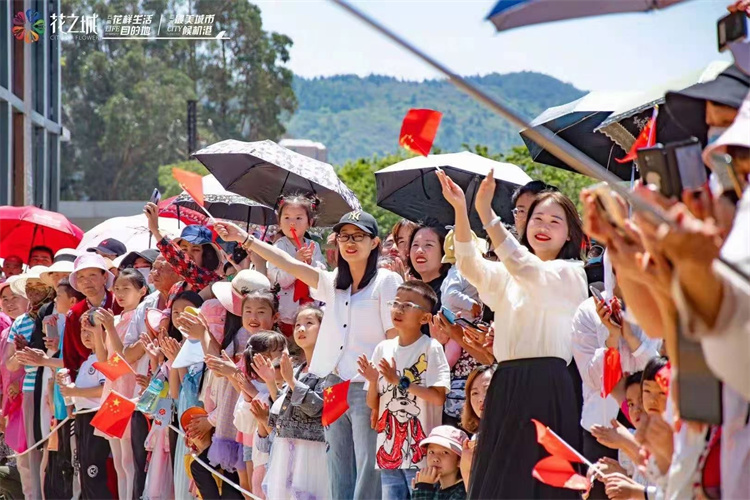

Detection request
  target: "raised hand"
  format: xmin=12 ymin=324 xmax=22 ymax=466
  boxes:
xmin=251 ymin=354 xmax=276 ymax=385
xmin=357 ymin=354 xmax=379 ymax=383
xmin=159 ymin=335 xmax=181 ymax=363
xmin=204 ymin=350 xmax=239 ymax=378
xmin=214 ymin=221 xmax=249 ymax=244
xmin=279 ymin=352 xmax=295 ymax=388
xmin=378 ymin=357 xmax=399 ymax=385
xmin=474 ymin=169 xmax=497 ymax=221
xmin=415 ymin=466 xmax=440 ymax=485
xmin=249 ymin=399 xmax=270 ymax=424
xmin=436 ymin=170 xmax=467 ymax=212
xmin=143 ymin=202 xmax=161 ymax=236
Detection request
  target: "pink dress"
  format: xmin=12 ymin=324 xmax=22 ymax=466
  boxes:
xmin=0 ymin=326 xmax=27 ymax=452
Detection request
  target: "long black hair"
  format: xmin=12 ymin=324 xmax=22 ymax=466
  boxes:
xmin=201 ymin=244 xmax=221 ymax=272
xmin=406 ymin=225 xmax=450 ymax=281
xmin=334 ymin=236 xmax=381 ymax=291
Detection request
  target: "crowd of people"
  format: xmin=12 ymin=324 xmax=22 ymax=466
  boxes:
xmin=2 ymin=12 xmax=750 ymax=500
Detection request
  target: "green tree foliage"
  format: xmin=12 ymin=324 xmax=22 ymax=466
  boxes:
xmin=287 ymin=72 xmax=584 ymax=165
xmin=61 ymin=0 xmax=295 ymax=201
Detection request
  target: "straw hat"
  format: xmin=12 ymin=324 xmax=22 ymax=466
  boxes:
xmin=40 ymin=261 xmax=75 ymax=288
xmin=10 ymin=266 xmax=50 ymax=298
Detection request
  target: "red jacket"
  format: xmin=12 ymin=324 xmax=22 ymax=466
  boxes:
xmin=63 ymin=291 xmax=122 ymax=378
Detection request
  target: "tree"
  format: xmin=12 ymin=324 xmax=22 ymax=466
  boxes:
xmin=61 ymin=0 xmax=296 ymax=201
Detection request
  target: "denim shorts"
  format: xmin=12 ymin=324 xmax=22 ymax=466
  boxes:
xmin=242 ymin=445 xmax=253 ymax=463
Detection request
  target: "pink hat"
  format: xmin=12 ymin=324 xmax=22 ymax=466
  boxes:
xmin=703 ymin=90 xmax=750 ymax=167
xmin=419 ymin=425 xmax=468 ymax=456
xmin=68 ymin=254 xmax=116 ymax=293
xmin=146 ymin=308 xmax=169 ymax=334
xmin=211 ymin=270 xmax=271 ymax=316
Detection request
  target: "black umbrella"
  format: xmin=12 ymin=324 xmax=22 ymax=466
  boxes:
xmin=375 ymin=152 xmax=532 ymax=236
xmin=192 ymin=139 xmax=360 ymax=226
xmin=173 ymin=174 xmax=277 ymax=226
xmin=520 ymin=91 xmax=639 ymax=180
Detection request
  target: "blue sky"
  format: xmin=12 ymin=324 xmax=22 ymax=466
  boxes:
xmin=258 ymin=0 xmax=731 ymax=92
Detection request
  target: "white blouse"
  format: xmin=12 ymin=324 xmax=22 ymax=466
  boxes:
xmin=454 ymin=234 xmax=587 ymax=363
xmin=308 ymin=268 xmax=402 ymax=381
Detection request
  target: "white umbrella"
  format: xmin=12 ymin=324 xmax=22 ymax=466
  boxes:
xmin=77 ymin=214 xmax=184 ymax=254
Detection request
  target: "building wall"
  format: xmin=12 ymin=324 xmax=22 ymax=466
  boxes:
xmin=0 ymin=0 xmax=63 ymax=210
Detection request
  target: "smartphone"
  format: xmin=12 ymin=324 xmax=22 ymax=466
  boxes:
xmin=709 ymin=153 xmax=744 ymax=198
xmin=232 ymin=245 xmax=248 ymax=264
xmin=589 ymin=285 xmax=604 ymax=302
xmin=677 ymin=323 xmax=723 ymax=424
xmin=149 ymin=188 xmax=162 ymax=205
xmin=456 ymin=318 xmax=489 ymax=330
xmin=638 ymin=145 xmax=681 ymax=199
xmin=440 ymin=306 xmax=457 ymax=325
xmin=591 ymin=183 xmax=629 ymax=232
xmin=718 ymin=11 xmax=748 ymax=52
xmin=673 ymin=139 xmax=707 ymax=192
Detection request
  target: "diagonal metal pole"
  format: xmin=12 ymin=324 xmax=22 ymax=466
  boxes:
xmin=328 ymin=0 xmax=750 ymax=285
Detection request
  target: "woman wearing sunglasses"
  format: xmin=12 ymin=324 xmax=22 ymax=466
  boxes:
xmin=215 ymin=209 xmax=402 ymax=500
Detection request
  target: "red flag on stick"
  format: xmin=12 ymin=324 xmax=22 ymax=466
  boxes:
xmin=172 ymin=168 xmax=205 ymax=206
xmin=655 ymin=362 xmax=671 ymax=395
xmin=532 ymin=456 xmax=591 ymax=491
xmin=399 ymin=109 xmax=442 ymax=156
xmin=322 ymin=380 xmax=350 ymax=426
xmin=90 ymin=391 xmax=136 ymax=439
xmin=289 ymin=227 xmax=313 ymax=304
xmin=93 ymin=353 xmax=135 ymax=382
xmin=602 ymin=347 xmax=623 ymax=398
xmin=531 ymin=419 xmax=583 ymax=464
xmin=615 ymin=107 xmax=659 ymax=164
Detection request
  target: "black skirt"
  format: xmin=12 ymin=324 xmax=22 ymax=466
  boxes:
xmin=469 ymin=357 xmax=581 ymax=499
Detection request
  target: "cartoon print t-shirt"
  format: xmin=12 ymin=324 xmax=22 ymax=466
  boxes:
xmin=365 ymin=335 xmax=451 ymax=470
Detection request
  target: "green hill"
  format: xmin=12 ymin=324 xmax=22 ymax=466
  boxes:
xmin=284 ymin=72 xmax=586 ymax=164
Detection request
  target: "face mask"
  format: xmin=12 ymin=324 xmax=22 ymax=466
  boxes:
xmin=707 ymin=126 xmax=728 ymax=146
xmin=136 ymin=267 xmax=152 ymax=284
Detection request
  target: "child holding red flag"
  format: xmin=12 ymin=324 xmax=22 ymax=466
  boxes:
xmin=358 ymin=280 xmax=451 ymax=500
xmin=266 ymin=194 xmax=326 ymax=337
xmin=57 ymin=317 xmax=111 ymax=499
xmin=90 ymin=268 xmax=147 ymax=500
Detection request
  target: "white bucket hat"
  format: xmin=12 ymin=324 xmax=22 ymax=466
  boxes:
xmin=68 ymin=254 xmax=116 ymax=293
xmin=10 ymin=266 xmax=51 ymax=299
xmin=40 ymin=261 xmax=75 ymax=288
xmin=211 ymin=270 xmax=271 ymax=316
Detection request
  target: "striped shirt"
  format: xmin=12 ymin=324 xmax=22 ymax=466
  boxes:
xmin=9 ymin=314 xmax=36 ymax=393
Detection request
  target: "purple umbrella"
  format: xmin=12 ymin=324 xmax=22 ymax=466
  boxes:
xmin=487 ymin=0 xmax=687 ymax=32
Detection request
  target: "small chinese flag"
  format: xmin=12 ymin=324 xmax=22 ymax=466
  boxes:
xmin=172 ymin=168 xmax=205 ymax=206
xmin=93 ymin=353 xmax=135 ymax=382
xmin=289 ymin=228 xmax=313 ymax=304
xmin=531 ymin=419 xmax=583 ymax=464
xmin=90 ymin=391 xmax=136 ymax=439
xmin=322 ymin=380 xmax=350 ymax=426
xmin=399 ymin=109 xmax=442 ymax=156
xmin=532 ymin=456 xmax=591 ymax=491
xmin=655 ymin=362 xmax=671 ymax=396
xmin=616 ymin=107 xmax=659 ymax=164
xmin=602 ymin=347 xmax=623 ymax=398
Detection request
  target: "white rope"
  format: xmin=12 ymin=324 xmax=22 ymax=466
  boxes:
xmin=168 ymin=424 xmax=261 ymax=500
xmin=9 ymin=406 xmax=101 ymax=459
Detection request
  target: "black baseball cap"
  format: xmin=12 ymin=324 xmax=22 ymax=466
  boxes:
xmin=333 ymin=210 xmax=379 ymax=237
xmin=87 ymin=238 xmax=127 ymax=258
xmin=119 ymin=249 xmax=160 ymax=269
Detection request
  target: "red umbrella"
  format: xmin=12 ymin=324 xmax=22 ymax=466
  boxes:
xmin=0 ymin=206 xmax=84 ymax=263
xmin=157 ymin=196 xmax=208 ymax=226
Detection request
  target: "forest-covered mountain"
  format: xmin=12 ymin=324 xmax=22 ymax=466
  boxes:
xmin=284 ymin=72 xmax=586 ymax=164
